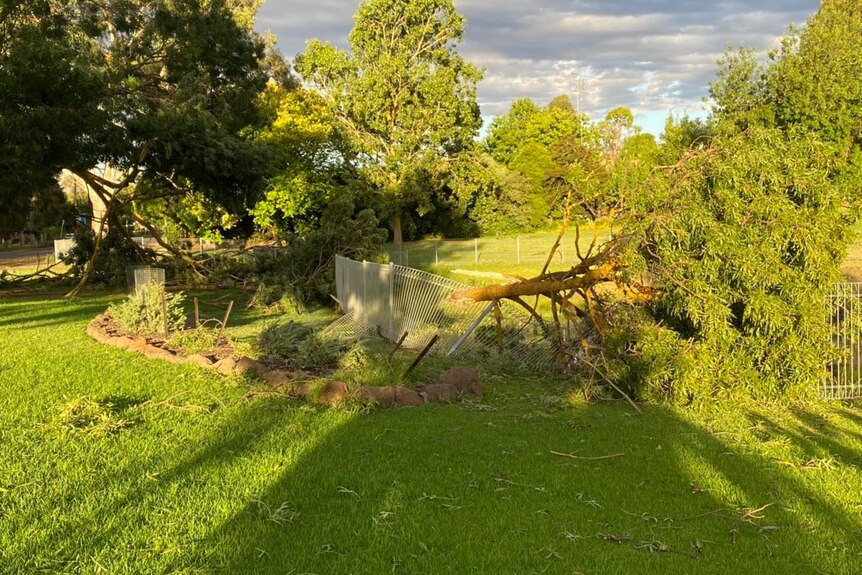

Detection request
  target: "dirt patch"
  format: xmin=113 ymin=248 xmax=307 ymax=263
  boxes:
xmin=438 ymin=366 xmax=485 ymax=397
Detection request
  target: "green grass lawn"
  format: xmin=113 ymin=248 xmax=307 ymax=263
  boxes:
xmin=1 ymin=295 xmax=862 ymax=574
xmin=385 ymin=226 xmax=613 ymax=279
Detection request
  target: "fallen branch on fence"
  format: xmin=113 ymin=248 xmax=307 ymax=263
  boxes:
xmin=451 ymin=269 xmax=524 ymax=282
xmin=450 ymin=260 xmax=618 ymax=302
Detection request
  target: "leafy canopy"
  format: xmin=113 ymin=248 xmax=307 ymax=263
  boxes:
xmin=295 ymin=0 xmax=483 ymax=241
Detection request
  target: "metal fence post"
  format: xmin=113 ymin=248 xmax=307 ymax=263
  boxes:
xmin=474 ymin=238 xmax=478 ymax=264
xmin=362 ymin=260 xmax=367 ymax=327
xmin=388 ymin=262 xmax=395 ymax=340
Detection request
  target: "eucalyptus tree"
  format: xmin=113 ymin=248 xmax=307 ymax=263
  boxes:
xmin=295 ymin=0 xmax=483 ymax=246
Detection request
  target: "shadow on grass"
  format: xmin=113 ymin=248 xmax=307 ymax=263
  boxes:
xmin=3 ymin=309 xmax=861 ymax=575
xmin=178 ymin=400 xmax=862 ymax=574
xmin=0 ymin=299 xmax=110 ymax=329
xmin=10 ymin=396 xmax=320 ymax=573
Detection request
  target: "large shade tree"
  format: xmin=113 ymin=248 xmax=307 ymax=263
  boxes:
xmin=0 ymin=0 xmax=106 ymax=238
xmin=0 ymin=0 xmax=271 ymax=290
xmin=295 ymin=0 xmax=483 ymax=246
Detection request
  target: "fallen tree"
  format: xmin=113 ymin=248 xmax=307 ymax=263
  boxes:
xmin=453 ymin=125 xmax=858 ymax=405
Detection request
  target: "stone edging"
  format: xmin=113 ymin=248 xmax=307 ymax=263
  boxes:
xmin=86 ymin=313 xmax=485 ymax=408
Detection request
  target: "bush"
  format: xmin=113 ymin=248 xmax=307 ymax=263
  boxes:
xmin=167 ymin=326 xmax=220 ymax=355
xmin=64 ymin=227 xmax=154 ymax=287
xmin=110 ymin=283 xmax=186 ymax=335
xmin=246 ymin=193 xmax=387 ymax=307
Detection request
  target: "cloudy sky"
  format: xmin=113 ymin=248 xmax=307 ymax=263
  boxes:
xmin=255 ymin=0 xmax=820 ymax=136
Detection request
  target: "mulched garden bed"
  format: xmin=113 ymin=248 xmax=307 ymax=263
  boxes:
xmin=86 ymin=312 xmax=485 ymax=408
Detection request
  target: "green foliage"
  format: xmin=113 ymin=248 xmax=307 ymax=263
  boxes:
xmin=484 ymin=96 xmax=609 ymax=224
xmin=769 ymin=0 xmax=862 ymax=147
xmin=42 ymin=397 xmax=133 ymax=438
xmin=658 ymin=114 xmax=711 ymax=164
xmin=256 ymin=321 xmax=353 ymax=370
xmin=110 ymin=283 xmax=186 ymax=335
xmin=0 ymin=0 xmax=106 ymax=213
xmin=168 ymin=326 xmax=221 ymax=356
xmin=598 ymin=106 xmax=636 ymax=159
xmin=0 ymin=0 xmax=271 ymax=249
xmin=245 ymin=192 xmax=387 ymax=306
xmin=613 ymin=127 xmax=851 ymax=404
xmin=592 ymin=1 xmax=862 ymax=406
xmin=446 ymin=153 xmax=535 ymax=235
xmin=251 ymin=85 xmax=350 ymax=232
xmin=64 ymin=227 xmax=152 ymax=287
xmin=295 ymin=0 xmax=483 ymax=241
xmin=708 ymin=46 xmax=773 ymax=131
xmin=486 ymin=98 xmax=592 ymax=166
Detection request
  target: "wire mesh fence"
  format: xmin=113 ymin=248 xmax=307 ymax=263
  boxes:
xmin=330 ymin=256 xmax=565 ymax=371
xmin=826 ymin=282 xmax=862 ymax=400
xmin=127 ymin=266 xmax=165 ymax=295
xmin=386 ymin=232 xmax=612 ymax=269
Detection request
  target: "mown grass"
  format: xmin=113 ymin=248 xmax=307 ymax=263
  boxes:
xmin=1 ymin=295 xmax=861 ymax=574
xmin=385 ymin=226 xmax=612 ymax=279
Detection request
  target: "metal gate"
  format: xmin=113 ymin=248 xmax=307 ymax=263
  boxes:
xmin=826 ymin=283 xmax=862 ymax=400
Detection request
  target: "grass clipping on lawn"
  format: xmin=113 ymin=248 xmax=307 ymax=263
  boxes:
xmin=42 ymin=397 xmax=134 ymax=437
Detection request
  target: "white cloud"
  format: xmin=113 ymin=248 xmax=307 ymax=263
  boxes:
xmin=255 ymin=0 xmax=820 ymax=134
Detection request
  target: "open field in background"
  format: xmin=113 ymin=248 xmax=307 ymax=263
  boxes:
xmin=386 ymin=226 xmax=613 ymax=280
xmin=840 ymin=221 xmax=862 ymax=282
xmin=396 ymin=225 xmax=862 ymax=285
xmin=1 ymin=296 xmax=861 ymax=574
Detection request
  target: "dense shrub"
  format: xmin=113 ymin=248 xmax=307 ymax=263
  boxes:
xmin=247 ymin=193 xmax=386 ymax=307
xmin=64 ymin=227 xmax=153 ymax=287
xmin=109 ymin=283 xmax=186 ymax=335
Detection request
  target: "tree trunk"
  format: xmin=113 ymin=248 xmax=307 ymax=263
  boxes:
xmin=451 ymin=261 xmax=617 ymax=302
xmin=392 ymin=211 xmax=403 ymax=248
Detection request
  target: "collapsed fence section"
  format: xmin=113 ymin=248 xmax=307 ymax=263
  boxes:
xmin=826 ymin=282 xmax=862 ymax=400
xmin=331 ymin=256 xmax=563 ymax=370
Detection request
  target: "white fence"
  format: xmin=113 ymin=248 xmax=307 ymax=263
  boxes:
xmin=826 ymin=283 xmax=862 ymax=400
xmin=386 ymin=232 xmax=612 ymax=269
xmin=332 ymin=256 xmax=561 ymax=369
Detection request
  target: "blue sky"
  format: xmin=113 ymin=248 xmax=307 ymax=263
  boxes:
xmin=255 ymin=0 xmax=820 ymax=137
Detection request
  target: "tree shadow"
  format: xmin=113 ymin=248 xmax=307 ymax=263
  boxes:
xmin=0 ymin=299 xmax=108 ymax=328
xmin=9 ymin=395 xmax=338 ymax=573
xmin=183 ymin=398 xmax=862 ymax=574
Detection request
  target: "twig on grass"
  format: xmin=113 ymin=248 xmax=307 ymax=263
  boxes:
xmin=550 ymin=450 xmax=625 ymax=460
xmin=578 ymin=354 xmax=642 ymax=414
